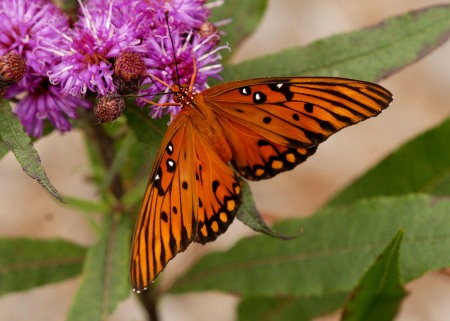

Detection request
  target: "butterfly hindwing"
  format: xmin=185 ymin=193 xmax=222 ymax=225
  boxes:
xmin=192 ymin=130 xmax=243 ymax=244
xmin=204 ymin=77 xmax=392 ymax=180
xmin=218 ymin=116 xmax=318 ymax=180
xmin=130 ymin=114 xmax=198 ymax=292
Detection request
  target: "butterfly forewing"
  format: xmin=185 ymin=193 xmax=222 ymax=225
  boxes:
xmin=130 ymin=114 xmax=198 ymax=292
xmin=130 ymin=109 xmax=243 ymax=290
xmin=204 ymin=77 xmax=392 ymax=180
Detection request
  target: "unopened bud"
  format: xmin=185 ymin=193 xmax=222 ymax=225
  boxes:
xmin=114 ymin=52 xmax=146 ymax=95
xmin=95 ymin=93 xmax=125 ymax=123
xmin=0 ymin=52 xmax=26 ymax=88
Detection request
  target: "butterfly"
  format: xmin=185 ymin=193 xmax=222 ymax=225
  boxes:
xmin=130 ymin=68 xmax=393 ymax=292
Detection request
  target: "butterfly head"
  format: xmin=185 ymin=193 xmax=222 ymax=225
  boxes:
xmin=172 ymin=84 xmax=195 ymax=108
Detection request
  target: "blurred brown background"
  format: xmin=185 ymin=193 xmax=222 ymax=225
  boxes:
xmin=1 ymin=1 xmax=450 ymax=320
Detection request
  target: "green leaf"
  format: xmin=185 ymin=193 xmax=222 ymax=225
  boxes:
xmin=124 ymin=107 xmax=167 ymax=158
xmin=219 ymin=4 xmax=450 ymax=82
xmin=120 ymin=138 xmax=151 ymax=182
xmin=0 ymin=137 xmax=8 ymax=160
xmin=238 ymin=294 xmax=346 ymax=321
xmin=67 ymin=214 xmax=131 ymax=321
xmin=64 ymin=196 xmax=110 ymax=215
xmin=237 ymin=182 xmax=296 ymax=240
xmin=169 ymin=194 xmax=450 ymax=297
xmin=0 ymin=238 xmax=86 ymax=296
xmin=122 ymin=177 xmax=148 ymax=209
xmin=329 ymin=117 xmax=450 ymax=206
xmin=209 ymin=0 xmax=268 ymax=62
xmin=0 ymin=99 xmax=63 ymax=202
xmin=82 ymin=128 xmax=107 ymax=187
xmin=341 ymin=231 xmax=407 ymax=321
xmin=100 ymin=132 xmax=135 ymax=192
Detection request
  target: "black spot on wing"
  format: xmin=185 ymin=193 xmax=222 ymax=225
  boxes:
xmin=166 ymin=158 xmax=176 ymax=173
xmin=154 ymin=167 xmax=165 ymax=196
xmin=239 ymin=86 xmax=251 ymax=96
xmin=268 ymin=82 xmax=294 ymax=100
xmin=169 ymin=235 xmax=177 ymax=257
xmin=253 ymin=91 xmax=267 ymax=104
xmin=166 ymin=142 xmax=174 ymax=155
xmin=263 ymin=116 xmax=272 ymax=124
xmin=257 ymin=139 xmax=270 ymax=147
xmin=161 ymin=211 xmax=168 ymax=223
xmin=212 ymin=180 xmax=220 ymax=193
xmin=304 ymin=102 xmax=314 ymax=113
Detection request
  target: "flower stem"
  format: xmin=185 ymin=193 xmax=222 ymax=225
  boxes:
xmin=137 ymin=287 xmax=159 ymax=321
xmin=77 ymin=107 xmax=160 ymax=321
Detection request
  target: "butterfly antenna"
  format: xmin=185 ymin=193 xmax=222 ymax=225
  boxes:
xmin=148 ymin=73 xmax=172 ymax=90
xmin=165 ymin=12 xmax=181 ymax=88
xmin=149 ymin=73 xmax=162 ymax=92
xmin=189 ymin=57 xmax=197 ymax=92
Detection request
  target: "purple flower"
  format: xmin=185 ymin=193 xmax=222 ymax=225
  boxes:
xmin=86 ymin=0 xmax=153 ymax=38
xmin=10 ymin=77 xmax=90 ymax=137
xmin=1 ymin=0 xmax=228 ymax=135
xmin=80 ymin=0 xmax=227 ymax=119
xmin=0 ymin=0 xmax=89 ymax=137
xmin=139 ymin=28 xmax=228 ymax=117
xmin=152 ymin=0 xmax=210 ymax=30
xmin=0 ymin=0 xmax=69 ymax=77
xmin=46 ymin=0 xmax=145 ymax=97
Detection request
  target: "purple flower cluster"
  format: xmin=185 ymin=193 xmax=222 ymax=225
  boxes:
xmin=0 ymin=0 xmax=89 ymax=137
xmin=0 ymin=0 xmax=227 ymax=136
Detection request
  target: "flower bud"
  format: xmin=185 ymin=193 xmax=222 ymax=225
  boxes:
xmin=0 ymin=52 xmax=26 ymax=88
xmin=114 ymin=52 xmax=146 ymax=95
xmin=95 ymin=93 xmax=125 ymax=123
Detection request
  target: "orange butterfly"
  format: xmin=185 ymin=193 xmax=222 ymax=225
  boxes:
xmin=130 ymin=69 xmax=393 ymax=292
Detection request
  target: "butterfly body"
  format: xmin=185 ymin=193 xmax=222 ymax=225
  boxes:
xmin=130 ymin=77 xmax=393 ymax=292
xmin=173 ymin=84 xmax=233 ymax=162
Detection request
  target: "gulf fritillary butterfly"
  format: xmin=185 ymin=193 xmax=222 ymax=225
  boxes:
xmin=130 ymin=64 xmax=393 ymax=292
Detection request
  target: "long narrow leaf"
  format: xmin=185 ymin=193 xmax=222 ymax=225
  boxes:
xmin=0 ymin=99 xmax=63 ymax=201
xmin=0 ymin=138 xmax=8 ymax=160
xmin=341 ymin=231 xmax=406 ymax=321
xmin=0 ymin=238 xmax=86 ymax=296
xmin=219 ymin=5 xmax=450 ymax=82
xmin=169 ymin=194 xmax=450 ymax=297
xmin=238 ymin=294 xmax=346 ymax=321
xmin=329 ymin=117 xmax=450 ymax=206
xmin=67 ymin=214 xmax=131 ymax=321
xmin=209 ymin=0 xmax=268 ymax=62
